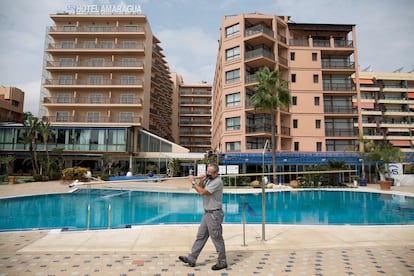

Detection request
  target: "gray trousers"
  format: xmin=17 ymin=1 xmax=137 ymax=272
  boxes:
xmin=188 ymin=209 xmax=227 ymax=265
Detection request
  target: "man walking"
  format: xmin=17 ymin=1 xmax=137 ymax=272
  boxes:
xmin=178 ymin=163 xmax=228 ymax=270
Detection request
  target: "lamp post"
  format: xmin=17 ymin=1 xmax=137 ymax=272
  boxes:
xmin=261 ymin=139 xmax=269 ymax=241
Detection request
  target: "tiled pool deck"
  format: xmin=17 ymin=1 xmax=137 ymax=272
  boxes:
xmin=1 ymin=179 xmax=414 ymax=275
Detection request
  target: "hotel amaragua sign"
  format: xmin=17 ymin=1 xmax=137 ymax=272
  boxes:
xmin=66 ymin=4 xmax=142 ymax=15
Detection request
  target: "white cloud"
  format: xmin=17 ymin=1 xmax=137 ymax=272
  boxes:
xmin=157 ymin=27 xmax=218 ymax=83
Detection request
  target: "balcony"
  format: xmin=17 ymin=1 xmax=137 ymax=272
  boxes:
xmin=47 ymin=43 xmax=145 ymax=52
xmin=44 ymin=79 xmax=143 ymax=88
xmin=324 ymin=106 xmax=356 ymax=114
xmin=44 ymin=115 xmax=142 ymax=124
xmin=245 ymin=24 xmax=274 ymax=38
xmin=323 ymin=83 xmax=355 ymax=91
xmin=245 ymin=48 xmax=275 ymax=68
xmin=246 ymin=124 xmax=271 ymax=133
xmin=43 ymin=96 xmax=143 ymax=105
xmin=45 ymin=60 xmax=144 ymax=69
xmin=321 ymin=60 xmax=355 ymax=69
xmin=325 ymin=128 xmax=357 ymax=137
xmin=48 ymin=25 xmax=145 ymax=33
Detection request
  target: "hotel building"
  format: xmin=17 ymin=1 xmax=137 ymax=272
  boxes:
xmin=0 ymin=86 xmax=24 ymax=123
xmin=213 ymin=13 xmax=360 ymax=157
xmin=172 ymin=73 xmax=212 ymax=154
xmin=35 ymin=10 xmax=192 ymax=174
xmin=354 ymin=71 xmax=414 ymax=152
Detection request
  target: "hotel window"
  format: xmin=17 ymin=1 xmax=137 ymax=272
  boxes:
xmin=59 ymin=58 xmax=73 ymax=67
xmin=121 ymin=94 xmax=134 ymax=104
xmin=226 ymin=117 xmax=241 ymax=130
xmin=290 ymin=52 xmax=295 ymax=61
xmin=316 ymin=119 xmax=321 ymax=129
xmin=84 ymin=41 xmax=96 ymax=48
xmin=62 ymin=25 xmax=76 ymax=32
xmin=58 ymin=75 xmax=73 ymax=85
xmin=56 ymin=111 xmax=69 ymax=122
xmin=91 ymin=58 xmax=104 ymax=67
xmin=225 ymin=23 xmax=240 ymax=38
xmin=314 ymin=96 xmax=320 ymax=106
xmin=100 ymin=41 xmax=113 ymax=48
xmin=87 ymin=112 xmax=100 ymax=122
xmin=89 ymin=75 xmax=103 ymax=85
xmin=226 ymin=141 xmax=241 ymax=151
xmin=226 ymin=46 xmax=240 ymax=61
xmin=291 ymin=74 xmax=296 ymax=83
xmin=226 ymin=92 xmax=240 ymax=107
xmin=57 ymin=93 xmax=70 ymax=103
xmin=122 ymin=58 xmax=136 ymax=67
xmin=225 ymin=69 xmax=240 ymax=83
xmin=294 ymin=141 xmax=299 ymax=151
xmin=120 ymin=112 xmax=134 ymax=122
xmin=61 ymin=41 xmax=74 ymax=48
xmin=121 ymin=75 xmax=136 ymax=84
xmin=292 ymin=96 xmax=297 ymax=105
xmin=123 ymin=41 xmax=137 ymax=48
xmin=293 ymin=119 xmax=298 ymax=128
xmin=316 ymin=142 xmax=322 ymax=152
xmin=313 ymin=74 xmax=319 ymax=83
xmin=312 ymin=52 xmax=318 ymax=61
xmin=89 ymin=93 xmax=102 ymax=104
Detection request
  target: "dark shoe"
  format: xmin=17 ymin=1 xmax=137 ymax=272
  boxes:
xmin=211 ymin=263 xmax=228 ymax=270
xmin=178 ymin=256 xmax=195 ymax=267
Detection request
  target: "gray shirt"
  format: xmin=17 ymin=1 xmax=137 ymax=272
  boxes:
xmin=203 ymin=176 xmax=223 ymax=211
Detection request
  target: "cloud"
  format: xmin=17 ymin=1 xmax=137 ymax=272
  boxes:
xmin=157 ymin=27 xmax=218 ymax=83
xmin=19 ymin=80 xmax=41 ymax=116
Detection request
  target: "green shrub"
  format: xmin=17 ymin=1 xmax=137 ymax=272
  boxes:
xmin=62 ymin=167 xmax=88 ymax=180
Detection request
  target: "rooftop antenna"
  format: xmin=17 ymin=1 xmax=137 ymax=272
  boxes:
xmin=393 ymin=67 xmax=404 ymax=73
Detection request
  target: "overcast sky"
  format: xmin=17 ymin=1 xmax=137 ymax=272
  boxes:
xmin=1 ymin=0 xmax=413 ymax=116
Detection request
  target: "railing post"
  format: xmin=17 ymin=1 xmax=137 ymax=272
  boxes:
xmin=87 ymin=204 xmax=91 ymax=230
xmin=108 ymin=204 xmax=111 ymax=229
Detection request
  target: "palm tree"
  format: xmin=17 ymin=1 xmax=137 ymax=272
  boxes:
xmin=38 ymin=120 xmax=53 ymax=179
xmin=21 ymin=114 xmax=41 ymax=175
xmin=366 ymin=141 xmax=402 ymax=181
xmin=249 ymin=67 xmax=290 ymax=184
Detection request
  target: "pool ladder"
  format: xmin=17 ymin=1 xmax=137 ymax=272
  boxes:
xmin=87 ymin=203 xmax=112 ymax=230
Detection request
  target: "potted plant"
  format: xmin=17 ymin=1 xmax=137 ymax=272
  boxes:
xmin=353 ymin=176 xmax=358 ymax=187
xmin=366 ymin=141 xmax=402 ymax=190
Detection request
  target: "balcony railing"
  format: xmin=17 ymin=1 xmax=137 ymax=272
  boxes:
xmin=46 ymin=60 xmax=144 ymax=68
xmin=48 ymin=25 xmax=145 ymax=33
xmin=47 ymin=43 xmax=145 ymax=50
xmin=44 ymin=79 xmax=143 ymax=86
xmin=246 ymin=124 xmax=272 ymax=133
xmin=324 ymin=106 xmax=356 ymax=114
xmin=245 ymin=24 xmax=274 ymax=37
xmin=321 ymin=60 xmax=355 ymax=69
xmin=323 ymin=83 xmax=355 ymax=91
xmin=44 ymin=116 xmax=142 ymax=124
xmin=245 ymin=48 xmax=274 ymax=60
xmin=325 ymin=128 xmax=357 ymax=136
xmin=43 ymin=97 xmax=143 ymax=104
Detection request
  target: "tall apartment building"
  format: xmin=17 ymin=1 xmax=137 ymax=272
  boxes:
xmin=212 ymin=12 xmax=359 ymax=155
xmin=354 ymin=71 xmax=414 ymax=152
xmin=40 ymin=11 xmax=173 ymax=142
xmin=0 ymin=86 xmax=24 ymax=123
xmin=172 ymin=74 xmax=212 ymax=154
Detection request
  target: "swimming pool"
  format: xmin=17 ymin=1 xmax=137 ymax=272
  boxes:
xmin=1 ymin=189 xmax=413 ymax=231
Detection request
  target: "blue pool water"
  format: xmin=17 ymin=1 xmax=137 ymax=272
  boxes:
xmin=1 ymin=189 xmax=413 ymax=231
